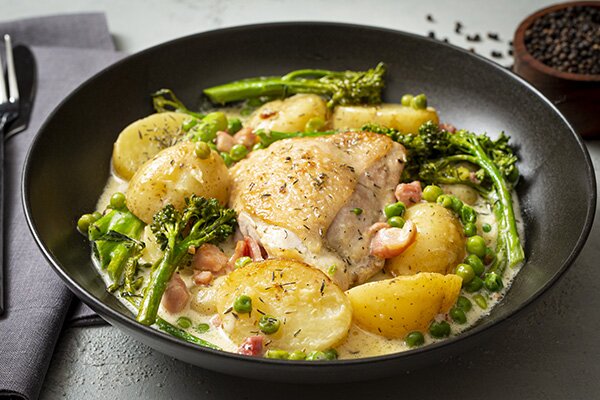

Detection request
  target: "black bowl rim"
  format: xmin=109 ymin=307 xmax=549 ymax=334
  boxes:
xmin=22 ymin=21 xmax=597 ymax=368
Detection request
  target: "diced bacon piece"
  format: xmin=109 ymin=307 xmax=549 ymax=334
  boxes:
xmin=233 ymin=127 xmax=258 ymax=149
xmin=245 ymin=236 xmax=264 ymax=261
xmin=370 ymin=221 xmax=417 ymax=259
xmin=238 ymin=335 xmax=264 ymax=356
xmin=192 ymin=244 xmax=228 ymax=273
xmin=161 ymin=274 xmax=190 ymax=314
xmin=368 ymin=222 xmax=390 ymax=236
xmin=192 ymin=270 xmax=213 ymax=285
xmin=395 ymin=181 xmax=422 ymax=207
xmin=211 ymin=314 xmax=222 ymax=327
xmin=216 ymin=130 xmax=235 ymax=152
xmin=439 ymin=123 xmax=457 ymax=133
xmin=227 ymin=239 xmax=249 ymax=270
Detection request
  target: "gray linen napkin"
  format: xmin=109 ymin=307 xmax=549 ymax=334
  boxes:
xmin=0 ymin=13 xmax=124 ymax=400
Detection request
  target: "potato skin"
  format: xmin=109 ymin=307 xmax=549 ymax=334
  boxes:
xmin=245 ymin=94 xmax=327 ymax=132
xmin=216 ymin=259 xmax=352 ymax=351
xmin=386 ymin=203 xmax=465 ymax=276
xmin=126 ymin=141 xmax=230 ymax=224
xmin=346 ymin=273 xmax=462 ymax=338
xmin=332 ymin=104 xmax=439 ymax=134
xmin=112 ymin=112 xmax=189 ymax=180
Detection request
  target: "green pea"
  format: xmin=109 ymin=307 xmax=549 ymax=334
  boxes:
xmin=92 ymin=211 xmax=103 ymax=221
xmin=466 ymin=235 xmax=486 ymax=257
xmin=457 ymin=166 xmax=471 ymax=181
xmin=208 ymin=142 xmax=217 ymax=151
xmin=484 ymin=247 xmax=496 ymax=265
xmin=437 ymin=194 xmax=454 ymax=209
xmin=227 ymin=117 xmax=242 ymax=134
xmin=194 ymin=141 xmax=211 ymax=159
xmin=351 ymin=208 xmax=363 ymax=216
xmin=460 ymin=205 xmax=477 ymax=224
xmin=305 ymin=117 xmax=325 ymax=132
xmin=463 ymin=222 xmax=477 ymax=237
xmin=258 ymin=315 xmax=280 ymax=334
xmin=176 ymin=316 xmax=192 ymax=329
xmin=233 ymin=295 xmax=252 ymax=313
xmin=464 ymin=276 xmax=484 ymax=293
xmin=450 ymin=307 xmax=467 ymax=324
xmin=482 ymin=223 xmax=492 ymax=233
xmin=323 ymin=348 xmax=338 ymax=360
xmin=429 ymin=320 xmax=451 ymax=338
xmin=455 ymin=263 xmax=475 ymax=284
xmin=388 ymin=216 xmax=406 ymax=228
xmin=109 ymin=192 xmax=126 ymax=209
xmin=77 ymin=214 xmax=96 ymax=234
xmin=195 ymin=323 xmax=210 ymax=333
xmin=288 ymin=350 xmax=307 ymax=360
xmin=405 ymin=331 xmax=425 ymax=348
xmin=252 ymin=143 xmax=264 ymax=151
xmin=465 ymin=254 xmax=485 ymax=276
xmin=306 ymin=351 xmax=328 ymax=361
xmin=411 ymin=94 xmax=428 ymax=109
xmin=456 ymin=296 xmax=472 ymax=312
xmin=401 ymin=94 xmax=414 ymax=107
xmin=265 ymin=350 xmax=289 ymax=359
xmin=182 ymin=118 xmax=198 ymax=132
xmin=191 ymin=112 xmax=228 ymax=142
xmin=422 ymin=185 xmax=443 ymax=202
xmin=234 ymin=256 xmax=252 ymax=269
xmin=450 ymin=196 xmax=463 ymax=213
xmin=484 ymin=272 xmax=503 ymax=292
xmin=384 ymin=201 xmax=406 ymax=218
xmin=230 ymin=144 xmax=248 ymax=161
xmin=220 ymin=152 xmax=233 ymax=167
xmin=473 ymin=294 xmax=488 ymax=309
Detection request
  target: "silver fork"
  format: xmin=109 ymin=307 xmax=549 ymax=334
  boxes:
xmin=0 ymin=34 xmax=20 ymax=315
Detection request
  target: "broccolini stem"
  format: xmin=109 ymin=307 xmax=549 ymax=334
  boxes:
xmin=137 ymin=248 xmax=179 ymax=326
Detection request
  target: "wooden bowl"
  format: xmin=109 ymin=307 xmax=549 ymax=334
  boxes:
xmin=513 ymin=1 xmax=600 ymax=139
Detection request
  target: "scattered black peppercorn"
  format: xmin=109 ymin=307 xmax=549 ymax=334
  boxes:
xmin=466 ymin=33 xmax=481 ymax=42
xmin=524 ymin=5 xmax=600 ymax=75
xmin=426 ymin=14 xmax=434 ymax=22
xmin=508 ymin=40 xmax=513 ymax=47
xmin=443 ymin=38 xmax=449 ymax=43
xmin=491 ymin=50 xmax=503 ymax=58
xmin=508 ymin=49 xmax=514 ymax=56
xmin=469 ymin=47 xmax=476 ymax=53
xmin=455 ymin=21 xmax=463 ymax=34
xmin=487 ymin=32 xmax=500 ymax=40
xmin=428 ymin=31 xmax=435 ymax=39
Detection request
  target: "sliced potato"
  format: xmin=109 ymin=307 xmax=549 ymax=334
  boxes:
xmin=127 ymin=141 xmax=230 ymax=223
xmin=347 ymin=273 xmax=461 ymax=339
xmin=216 ymin=259 xmax=352 ymax=351
xmin=386 ymin=203 xmax=465 ymax=276
xmin=190 ymin=278 xmax=222 ymax=315
xmin=441 ymin=184 xmax=479 ymax=205
xmin=332 ymin=104 xmax=439 ymax=134
xmin=113 ymin=112 xmax=189 ymax=180
xmin=245 ymin=94 xmax=327 ymax=132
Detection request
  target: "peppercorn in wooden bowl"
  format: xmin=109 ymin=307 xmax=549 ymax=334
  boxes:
xmin=513 ymin=2 xmax=600 ymax=138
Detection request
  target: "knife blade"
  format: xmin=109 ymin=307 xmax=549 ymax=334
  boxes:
xmin=5 ymin=45 xmax=36 ymax=139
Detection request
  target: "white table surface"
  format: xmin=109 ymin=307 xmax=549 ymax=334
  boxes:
xmin=3 ymin=1 xmax=599 ymax=399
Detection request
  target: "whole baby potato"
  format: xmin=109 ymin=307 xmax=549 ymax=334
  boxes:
xmin=386 ymin=203 xmax=465 ymax=276
xmin=127 ymin=141 xmax=230 ymax=224
xmin=216 ymin=259 xmax=352 ymax=351
xmin=332 ymin=103 xmax=439 ymax=134
xmin=346 ymin=273 xmax=461 ymax=338
xmin=112 ymin=112 xmax=190 ymax=180
xmin=245 ymin=94 xmax=327 ymax=132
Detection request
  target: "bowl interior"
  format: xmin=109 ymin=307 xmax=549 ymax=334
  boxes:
xmin=23 ymin=23 xmax=595 ymax=379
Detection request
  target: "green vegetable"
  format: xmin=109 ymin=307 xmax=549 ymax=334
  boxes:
xmin=230 ymin=144 xmax=248 ymax=161
xmin=429 ymin=320 xmax=451 ymax=338
xmin=436 ymin=194 xmax=454 ymax=209
xmin=460 ymin=205 xmax=477 ymax=224
xmin=305 ymin=117 xmax=325 ymax=132
xmin=384 ymin=201 xmax=406 ymax=218
xmin=463 ymin=223 xmax=477 ymax=237
xmin=466 ymin=235 xmax=486 ymax=258
xmin=450 ymin=196 xmax=464 ymax=213
xmin=92 ymin=211 xmax=103 ymax=221
xmin=482 ymin=223 xmax=492 ymax=233
xmin=194 ymin=141 xmax=211 ymax=159
xmin=484 ymin=272 xmax=503 ymax=292
xmin=323 ymin=348 xmax=338 ymax=360
xmin=450 ymin=307 xmax=467 ymax=324
xmin=422 ymin=184 xmax=443 ymax=202
xmin=456 ymin=296 xmax=472 ymax=312
xmin=110 ymin=192 xmax=126 ymax=210
xmin=176 ymin=316 xmax=192 ymax=329
xmin=328 ymin=265 xmax=337 ymax=276
xmin=256 ymin=129 xmax=337 ymax=148
xmin=188 ymin=112 xmax=228 ymax=143
xmin=405 ymin=331 xmax=425 ymax=348
xmin=233 ymin=295 xmax=253 ymax=314
xmin=220 ymin=152 xmax=233 ymax=167
xmin=77 ymin=213 xmax=97 ymax=234
xmin=227 ymin=117 xmax=242 ymax=134
xmin=306 ymin=351 xmax=328 ymax=361
xmin=136 ymin=195 xmax=236 ymax=325
xmin=465 ymin=254 xmax=485 ymax=276
xmin=473 ymin=294 xmax=488 ymax=309
xmin=258 ymin=315 xmax=281 ymax=334
xmin=411 ymin=93 xmax=427 ymax=109
xmin=401 ymin=94 xmax=413 ymax=107
xmin=182 ymin=118 xmax=198 ymax=132
xmin=351 ymin=208 xmax=363 ymax=216
xmin=455 ymin=263 xmax=475 ymax=284
xmin=464 ymin=276 xmax=484 ymax=293
xmin=234 ymin=256 xmax=252 ymax=269
xmin=151 ymin=89 xmax=204 ymax=119
xmin=288 ymin=350 xmax=307 ymax=360
xmin=195 ymin=323 xmax=210 ymax=333
xmin=265 ymin=350 xmax=289 ymax=359
xmin=388 ymin=216 xmax=406 ymax=228
xmin=203 ymin=63 xmax=386 ymax=108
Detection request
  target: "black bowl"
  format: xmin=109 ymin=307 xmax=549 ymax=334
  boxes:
xmin=22 ymin=22 xmax=595 ymax=382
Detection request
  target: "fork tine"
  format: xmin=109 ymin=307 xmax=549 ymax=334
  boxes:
xmin=4 ymin=35 xmax=18 ymax=102
xmin=0 ymin=40 xmax=6 ymax=104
